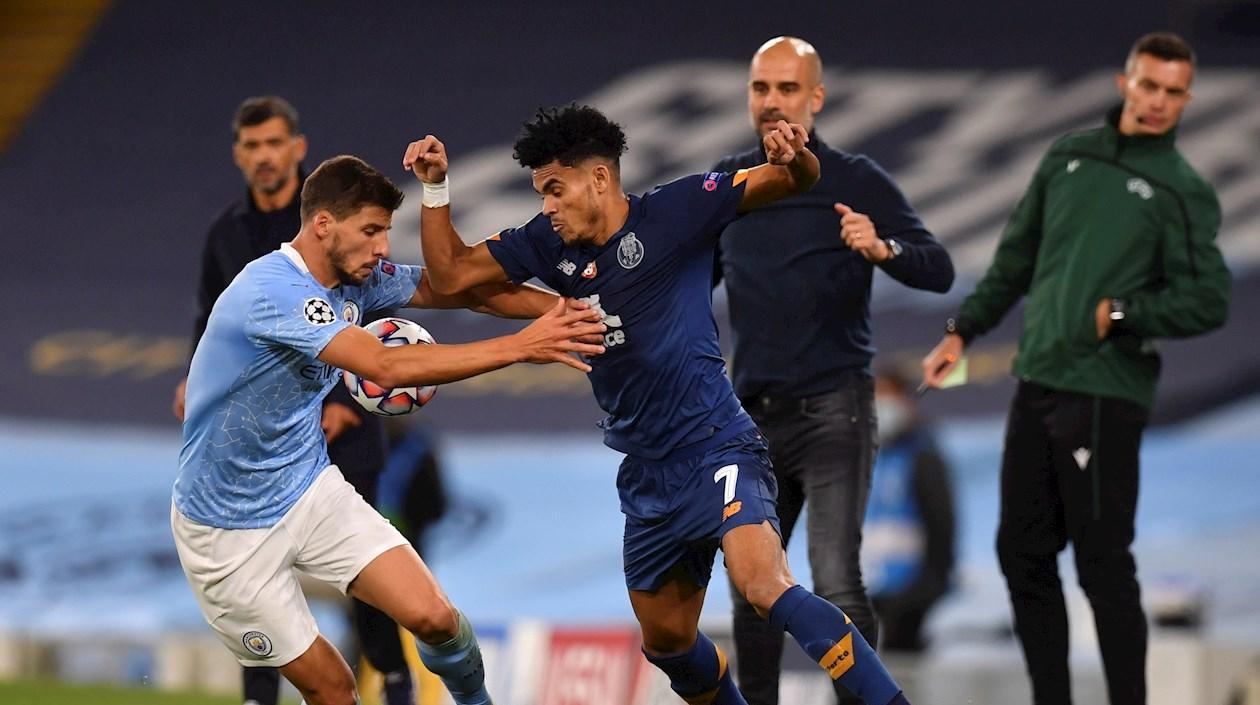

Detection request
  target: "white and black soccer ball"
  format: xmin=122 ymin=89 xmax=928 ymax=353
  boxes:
xmin=342 ymin=317 xmax=437 ymax=416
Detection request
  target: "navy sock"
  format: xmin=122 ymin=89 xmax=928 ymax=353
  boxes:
xmin=417 ymin=612 xmax=491 ymax=705
xmin=768 ymin=585 xmax=907 ymax=705
xmin=642 ymin=632 xmax=747 ymax=705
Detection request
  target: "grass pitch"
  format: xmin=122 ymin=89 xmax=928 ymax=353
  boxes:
xmin=0 ymin=678 xmax=300 ymax=705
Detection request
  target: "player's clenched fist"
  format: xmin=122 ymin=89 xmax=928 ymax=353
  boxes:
xmin=403 ymin=135 xmax=448 ymax=183
xmin=762 ymin=120 xmax=809 ymax=165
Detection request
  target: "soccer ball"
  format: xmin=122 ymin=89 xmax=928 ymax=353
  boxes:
xmin=342 ymin=317 xmax=437 ymax=416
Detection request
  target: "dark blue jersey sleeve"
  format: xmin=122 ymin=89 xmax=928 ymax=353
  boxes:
xmin=484 ymin=213 xmax=565 ymax=290
xmin=647 ymin=170 xmax=749 ymax=250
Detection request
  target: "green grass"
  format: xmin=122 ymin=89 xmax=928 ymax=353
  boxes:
xmin=0 ymin=679 xmax=301 ymax=705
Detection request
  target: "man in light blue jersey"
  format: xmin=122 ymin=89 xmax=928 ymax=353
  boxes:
xmin=404 ymin=107 xmax=913 ymax=705
xmin=172 ymin=154 xmax=605 ymax=705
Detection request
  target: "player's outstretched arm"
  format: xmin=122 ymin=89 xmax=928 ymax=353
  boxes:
xmin=404 ymin=135 xmax=511 ymax=296
xmin=410 ymin=270 xmax=560 ymax=319
xmin=319 ymin=297 xmax=606 ymax=388
xmin=738 ymin=120 xmax=820 ymax=212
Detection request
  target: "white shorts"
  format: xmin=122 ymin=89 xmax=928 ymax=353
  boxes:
xmin=171 ymin=465 xmax=409 ymax=667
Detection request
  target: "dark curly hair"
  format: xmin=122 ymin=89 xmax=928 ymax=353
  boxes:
xmin=512 ymin=104 xmax=628 ymax=171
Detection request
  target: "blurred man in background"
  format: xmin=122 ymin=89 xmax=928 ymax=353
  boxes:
xmin=864 ymin=368 xmax=954 ymax=653
xmin=377 ymin=421 xmax=448 ymax=556
xmin=712 ymin=36 xmax=953 ymax=705
xmin=171 ymin=96 xmax=416 ymax=705
xmin=922 ymin=32 xmax=1230 ymax=705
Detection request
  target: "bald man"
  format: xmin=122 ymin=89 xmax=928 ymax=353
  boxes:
xmin=713 ymin=37 xmax=953 ymax=705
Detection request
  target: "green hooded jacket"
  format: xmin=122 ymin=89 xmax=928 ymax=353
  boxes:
xmin=955 ymin=106 xmax=1231 ymax=409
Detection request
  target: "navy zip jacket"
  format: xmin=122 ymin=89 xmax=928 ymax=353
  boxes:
xmin=714 ymin=136 xmax=954 ymax=399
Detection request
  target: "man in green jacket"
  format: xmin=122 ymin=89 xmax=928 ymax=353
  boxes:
xmin=922 ymin=32 xmax=1229 ymax=705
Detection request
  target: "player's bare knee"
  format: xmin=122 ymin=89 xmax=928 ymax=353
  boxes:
xmin=401 ymin=598 xmax=458 ymax=644
xmin=733 ymin=572 xmax=794 ymax=615
xmin=641 ymin=621 xmax=698 ymax=655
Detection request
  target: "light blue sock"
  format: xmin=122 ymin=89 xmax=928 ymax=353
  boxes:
xmin=417 ymin=611 xmax=492 ymax=705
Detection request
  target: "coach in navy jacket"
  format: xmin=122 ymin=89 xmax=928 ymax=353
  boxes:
xmin=714 ymin=37 xmax=953 ymax=705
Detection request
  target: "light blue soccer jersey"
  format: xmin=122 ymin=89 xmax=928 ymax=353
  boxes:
xmin=174 ymin=243 xmax=421 ymax=529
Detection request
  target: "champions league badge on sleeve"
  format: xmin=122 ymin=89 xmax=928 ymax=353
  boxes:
xmin=617 ymin=232 xmax=644 ymax=270
xmin=303 ymin=298 xmax=336 ymax=325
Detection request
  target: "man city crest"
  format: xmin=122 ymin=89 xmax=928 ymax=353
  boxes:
xmin=342 ymin=300 xmax=361 ymax=324
xmin=618 ymin=232 xmax=644 ymax=270
xmin=242 ymin=630 xmax=273 ymax=657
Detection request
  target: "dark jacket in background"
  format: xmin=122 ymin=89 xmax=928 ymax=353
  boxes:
xmin=714 ymin=135 xmax=954 ymax=400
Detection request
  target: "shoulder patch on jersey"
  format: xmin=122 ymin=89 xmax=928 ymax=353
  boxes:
xmin=618 ymin=232 xmax=644 ymax=270
xmin=303 ymin=298 xmax=336 ymax=326
xmin=702 ymin=172 xmax=720 ymax=191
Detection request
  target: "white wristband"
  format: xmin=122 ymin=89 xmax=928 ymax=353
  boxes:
xmin=421 ymin=178 xmax=450 ymax=208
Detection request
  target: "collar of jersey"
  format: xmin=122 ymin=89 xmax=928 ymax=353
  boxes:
xmin=279 ymin=241 xmax=312 ymax=274
xmin=578 ymin=194 xmax=644 ymax=256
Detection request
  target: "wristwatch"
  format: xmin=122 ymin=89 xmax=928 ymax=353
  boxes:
xmin=1108 ymin=298 xmax=1128 ymax=322
xmin=882 ymin=238 xmax=902 ymax=261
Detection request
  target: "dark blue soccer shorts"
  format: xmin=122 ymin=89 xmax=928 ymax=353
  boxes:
xmin=618 ymin=429 xmax=782 ymax=592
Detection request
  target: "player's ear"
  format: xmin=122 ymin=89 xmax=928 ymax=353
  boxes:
xmin=293 ymin=134 xmax=308 ymax=162
xmin=592 ymin=162 xmax=611 ymax=194
xmin=312 ymin=210 xmax=334 ymax=239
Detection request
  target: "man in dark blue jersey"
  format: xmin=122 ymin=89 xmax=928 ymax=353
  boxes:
xmin=403 ymin=105 xmax=912 ymax=705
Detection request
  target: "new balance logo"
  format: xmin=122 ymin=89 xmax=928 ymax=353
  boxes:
xmin=557 ymin=260 xmax=577 ymax=276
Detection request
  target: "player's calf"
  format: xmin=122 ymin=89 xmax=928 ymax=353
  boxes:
xmin=724 ymin=523 xmax=909 ymax=705
xmin=417 ymin=610 xmax=493 ymax=705
xmin=643 ymin=632 xmax=747 ymax=705
xmin=768 ymin=585 xmax=910 ymax=705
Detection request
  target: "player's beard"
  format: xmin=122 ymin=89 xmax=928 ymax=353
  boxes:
xmin=328 ymin=232 xmax=369 ymax=286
